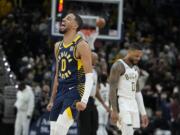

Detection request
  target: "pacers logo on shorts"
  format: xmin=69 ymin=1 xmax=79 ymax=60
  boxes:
xmin=58 ymin=51 xmax=72 ymax=79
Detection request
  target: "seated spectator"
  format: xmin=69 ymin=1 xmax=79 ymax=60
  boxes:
xmin=151 ymin=110 xmax=171 ymax=135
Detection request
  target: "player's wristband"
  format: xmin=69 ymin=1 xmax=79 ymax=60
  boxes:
xmin=135 ymin=92 xmax=146 ymax=115
xmin=81 ymin=73 xmax=93 ymax=104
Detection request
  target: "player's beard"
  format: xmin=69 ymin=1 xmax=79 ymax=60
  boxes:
xmin=59 ymin=24 xmax=68 ymax=34
xmin=130 ymin=58 xmax=138 ymax=65
xmin=59 ymin=29 xmax=67 ymax=34
xmin=132 ymin=59 xmax=139 ymax=65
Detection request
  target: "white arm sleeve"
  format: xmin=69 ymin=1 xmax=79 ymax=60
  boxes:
xmin=81 ymin=73 xmax=94 ymax=104
xmin=135 ymin=92 xmax=146 ymax=115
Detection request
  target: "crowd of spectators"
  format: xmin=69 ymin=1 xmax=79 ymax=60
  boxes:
xmin=0 ymin=0 xmax=180 ymax=135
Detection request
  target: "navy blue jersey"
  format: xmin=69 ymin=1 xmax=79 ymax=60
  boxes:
xmin=56 ymin=35 xmax=85 ymax=96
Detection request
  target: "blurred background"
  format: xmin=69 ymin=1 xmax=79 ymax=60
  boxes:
xmin=0 ymin=0 xmax=180 ymax=135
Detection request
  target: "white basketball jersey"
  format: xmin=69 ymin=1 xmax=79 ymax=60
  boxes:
xmin=117 ymin=59 xmax=139 ymax=99
xmin=99 ymin=83 xmax=110 ymax=105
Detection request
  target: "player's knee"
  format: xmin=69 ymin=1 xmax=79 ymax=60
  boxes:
xmin=121 ymin=123 xmax=134 ymax=135
xmin=127 ymin=124 xmax=132 ymax=126
xmin=126 ymin=124 xmax=134 ymax=135
xmin=55 ymin=107 xmax=74 ymax=130
xmin=54 ymin=114 xmax=74 ymax=135
xmin=55 ymin=115 xmax=72 ymax=129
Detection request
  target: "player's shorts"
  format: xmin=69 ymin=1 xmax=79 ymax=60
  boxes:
xmin=119 ymin=110 xmax=140 ymax=128
xmin=49 ymin=87 xmax=80 ymax=121
xmin=118 ymin=97 xmax=140 ymax=128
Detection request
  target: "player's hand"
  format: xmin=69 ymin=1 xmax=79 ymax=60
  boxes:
xmin=76 ymin=102 xmax=87 ymax=111
xmin=141 ymin=115 xmax=149 ymax=128
xmin=46 ymin=102 xmax=53 ymax=112
xmin=110 ymin=111 xmax=119 ymax=124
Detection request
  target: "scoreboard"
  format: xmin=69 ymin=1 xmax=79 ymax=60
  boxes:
xmin=51 ymin=0 xmax=123 ymax=40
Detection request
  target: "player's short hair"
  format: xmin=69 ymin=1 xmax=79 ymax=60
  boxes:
xmin=72 ymin=13 xmax=83 ymax=32
xmin=129 ymin=42 xmax=143 ymax=51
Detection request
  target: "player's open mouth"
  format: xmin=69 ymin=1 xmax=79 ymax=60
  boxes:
xmin=60 ymin=22 xmax=66 ymax=28
xmin=60 ymin=21 xmax=66 ymax=29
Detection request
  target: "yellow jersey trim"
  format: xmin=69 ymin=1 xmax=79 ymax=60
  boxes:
xmin=73 ymin=45 xmax=78 ymax=60
xmin=63 ymin=35 xmax=81 ymax=48
xmin=55 ymin=41 xmax=63 ymax=60
xmin=77 ymin=59 xmax=83 ymax=70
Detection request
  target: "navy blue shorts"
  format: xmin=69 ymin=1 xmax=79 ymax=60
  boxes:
xmin=49 ymin=90 xmax=81 ymax=121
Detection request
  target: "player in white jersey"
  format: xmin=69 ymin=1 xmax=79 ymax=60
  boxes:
xmin=96 ymin=74 xmax=110 ymax=135
xmin=109 ymin=43 xmax=149 ymax=135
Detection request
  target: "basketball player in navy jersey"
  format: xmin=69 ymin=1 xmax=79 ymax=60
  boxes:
xmin=46 ymin=13 xmax=94 ymax=135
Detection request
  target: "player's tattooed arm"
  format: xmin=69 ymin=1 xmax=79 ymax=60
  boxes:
xmin=134 ymin=66 xmax=141 ymax=92
xmin=136 ymin=80 xmax=140 ymax=92
xmin=109 ymin=61 xmax=125 ymax=112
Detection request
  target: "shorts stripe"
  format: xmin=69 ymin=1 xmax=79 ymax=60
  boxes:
xmin=66 ymin=107 xmax=73 ymax=120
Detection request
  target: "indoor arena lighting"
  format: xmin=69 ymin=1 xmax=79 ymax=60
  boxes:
xmin=15 ymin=84 xmax=18 ymax=89
xmin=4 ymin=62 xmax=8 ymax=66
xmin=9 ymin=74 xmax=13 ymax=78
xmin=58 ymin=0 xmax=64 ymax=13
xmin=2 ymin=57 xmax=6 ymax=61
xmin=7 ymin=68 xmax=11 ymax=72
